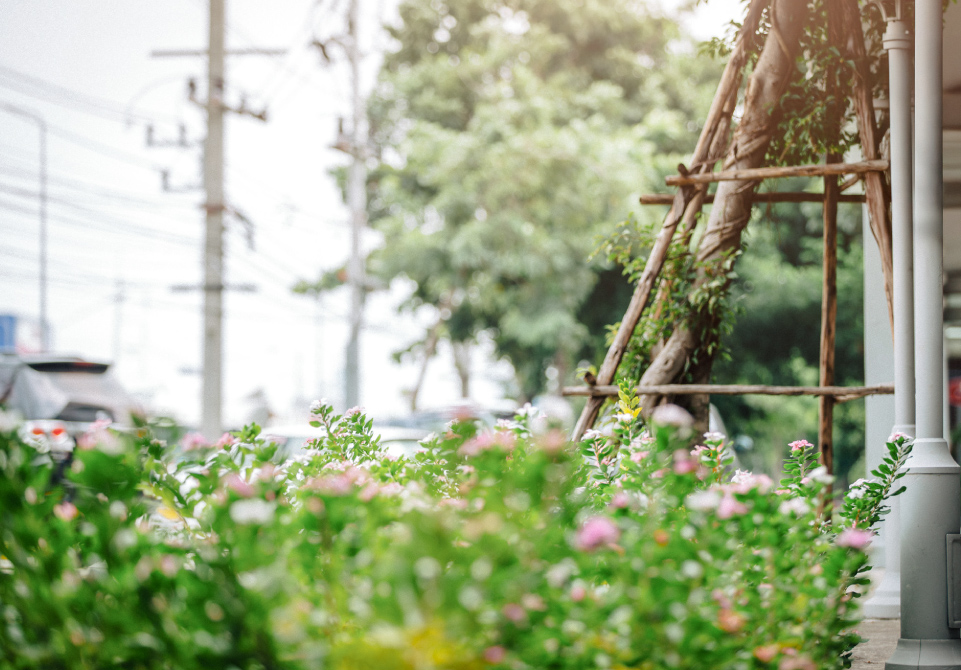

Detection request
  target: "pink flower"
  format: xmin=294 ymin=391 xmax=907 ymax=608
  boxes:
xmin=502 ymin=603 xmax=527 ymax=622
xmin=458 ymin=431 xmax=515 ymax=457
xmin=53 ymin=501 xmax=78 ymax=522
xmin=754 ymin=645 xmax=779 ymax=663
xmin=788 ymin=439 xmax=813 ymax=453
xmin=690 ymin=445 xmax=709 ymax=458
xmin=344 ymin=406 xmax=364 ymax=418
xmin=837 ymin=528 xmax=874 ymax=550
xmin=609 ymin=492 xmax=631 ymax=509
xmin=570 ymin=584 xmax=587 ymax=602
xmin=305 ymin=474 xmax=353 ymax=496
xmin=224 ymin=473 xmax=255 ymax=498
xmin=521 ymin=593 xmax=546 ymax=611
xmin=484 ymin=646 xmax=506 ymax=663
xmin=575 ymin=516 xmax=620 ymax=551
xmin=717 ymin=494 xmax=748 ymax=519
xmin=180 ymin=432 xmax=208 ymax=451
xmin=537 ymin=429 xmax=567 ymax=454
xmin=629 ymin=450 xmax=649 ymax=463
xmin=674 ymin=459 xmax=698 ymax=475
xmin=214 ymin=433 xmax=235 ymax=449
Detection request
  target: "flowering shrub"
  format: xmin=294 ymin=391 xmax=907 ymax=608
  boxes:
xmin=0 ymin=391 xmax=909 ymax=669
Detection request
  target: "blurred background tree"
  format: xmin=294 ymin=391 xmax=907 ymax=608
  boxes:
xmin=363 ymin=0 xmax=722 ymax=402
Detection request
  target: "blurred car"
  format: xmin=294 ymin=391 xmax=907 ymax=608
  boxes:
xmin=261 ymin=423 xmax=430 ymax=462
xmin=0 ymin=353 xmax=143 ymax=444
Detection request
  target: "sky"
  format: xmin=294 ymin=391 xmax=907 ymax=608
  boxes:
xmin=0 ymin=0 xmax=742 ymax=430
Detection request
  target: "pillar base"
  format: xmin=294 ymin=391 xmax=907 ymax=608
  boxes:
xmin=886 ymin=638 xmax=961 ymax=669
xmin=865 ymin=424 xmax=913 ymax=618
xmin=866 ymin=570 xmax=902 ymax=618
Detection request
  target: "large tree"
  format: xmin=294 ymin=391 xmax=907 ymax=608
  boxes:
xmin=363 ymin=0 xmax=722 ymax=402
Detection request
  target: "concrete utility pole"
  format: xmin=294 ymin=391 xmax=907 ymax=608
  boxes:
xmin=886 ymin=0 xmax=961 ymax=666
xmin=865 ymin=0 xmax=914 ymax=620
xmin=202 ymin=0 xmax=227 ymax=440
xmin=344 ymin=0 xmax=367 ymax=409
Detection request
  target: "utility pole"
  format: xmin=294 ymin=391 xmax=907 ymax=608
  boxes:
xmin=202 ymin=0 xmax=227 ymax=440
xmin=344 ymin=0 xmax=367 ymax=409
xmin=152 ymin=3 xmax=270 ymax=439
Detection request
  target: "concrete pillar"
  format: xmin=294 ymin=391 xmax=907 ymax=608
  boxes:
xmin=865 ymin=4 xmax=915 ymax=621
xmin=886 ymin=0 xmax=961 ymax=667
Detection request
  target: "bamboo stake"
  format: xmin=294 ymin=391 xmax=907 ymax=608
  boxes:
xmin=569 ymin=0 xmax=768 ymax=441
xmin=640 ymin=192 xmax=866 ymax=205
xmin=562 ymin=383 xmax=893 ymax=404
xmin=664 ymin=159 xmax=887 ymax=186
xmin=841 ymin=0 xmax=894 ymax=332
xmin=819 ymin=155 xmax=840 ymax=474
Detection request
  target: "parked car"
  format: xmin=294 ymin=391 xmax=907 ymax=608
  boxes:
xmin=0 ymin=353 xmax=144 ymax=446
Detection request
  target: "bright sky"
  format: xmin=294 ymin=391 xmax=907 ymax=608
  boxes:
xmin=0 ymin=0 xmax=742 ymax=430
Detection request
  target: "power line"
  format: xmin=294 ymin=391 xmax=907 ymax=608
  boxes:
xmin=0 ymin=197 xmax=199 ymax=247
xmin=0 ymin=63 xmax=182 ymax=126
xmin=0 ymin=166 xmax=196 ymax=210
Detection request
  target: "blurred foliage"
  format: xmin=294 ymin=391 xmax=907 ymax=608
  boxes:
xmin=363 ymin=0 xmax=723 ymax=399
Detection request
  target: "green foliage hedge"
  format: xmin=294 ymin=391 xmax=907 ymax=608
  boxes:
xmin=0 ymin=397 xmax=908 ymax=669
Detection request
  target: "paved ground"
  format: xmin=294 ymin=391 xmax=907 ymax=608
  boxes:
xmin=850 ymin=619 xmax=900 ymax=669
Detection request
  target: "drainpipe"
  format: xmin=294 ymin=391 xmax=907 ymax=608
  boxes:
xmin=865 ymin=0 xmax=914 ymax=620
xmin=886 ymin=0 xmax=961 ymax=667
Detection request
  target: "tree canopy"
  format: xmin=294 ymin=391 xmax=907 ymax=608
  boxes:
xmin=363 ymin=0 xmax=722 ymax=400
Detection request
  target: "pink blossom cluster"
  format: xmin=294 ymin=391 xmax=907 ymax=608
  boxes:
xmin=574 ymin=516 xmax=621 ymax=552
xmin=836 ymin=527 xmax=874 ymax=550
xmin=458 ymin=431 xmax=516 ymax=457
xmin=789 ymin=439 xmax=813 ymax=453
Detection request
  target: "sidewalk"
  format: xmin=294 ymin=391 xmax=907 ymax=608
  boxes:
xmin=850 ymin=619 xmax=899 ymax=669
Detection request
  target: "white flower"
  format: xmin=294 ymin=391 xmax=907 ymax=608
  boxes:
xmin=685 ymin=490 xmax=721 ymax=512
xmin=583 ymin=429 xmax=604 ymax=441
xmin=310 ymin=398 xmax=329 ymax=414
xmin=778 ymin=498 xmax=810 ymax=516
xmin=515 ymin=403 xmax=542 ymax=420
xmin=651 ymin=404 xmax=694 ymax=428
xmin=0 ymin=409 xmax=21 ymax=432
xmin=808 ymin=466 xmax=835 ymax=485
xmin=229 ymin=499 xmax=276 ymax=525
xmin=731 ymin=470 xmax=752 ymax=485
xmin=703 ymin=431 xmax=725 ymax=442
xmin=846 ymin=478 xmax=871 ymax=500
xmin=614 ymin=412 xmax=634 ymax=424
xmin=496 ymin=419 xmax=521 ymax=431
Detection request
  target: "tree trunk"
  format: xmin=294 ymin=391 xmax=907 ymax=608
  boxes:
xmin=638 ymin=0 xmax=811 ymax=413
xmin=452 ymin=341 xmax=471 ymax=398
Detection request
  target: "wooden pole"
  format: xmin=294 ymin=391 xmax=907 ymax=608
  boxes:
xmin=840 ymin=0 xmax=894 ymax=333
xmin=664 ymin=159 xmax=887 ymax=187
xmin=819 ymin=154 xmax=840 ymax=474
xmin=640 ymin=192 xmax=866 ymax=205
xmin=561 ymin=383 xmax=893 ymax=403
